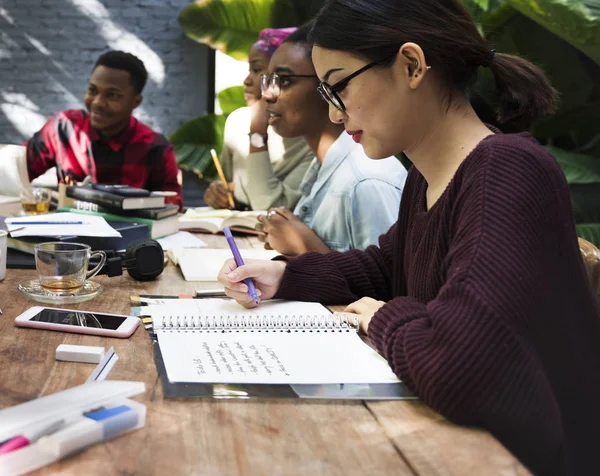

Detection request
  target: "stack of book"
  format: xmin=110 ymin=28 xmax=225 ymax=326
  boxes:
xmin=58 ymin=185 xmax=180 ymax=239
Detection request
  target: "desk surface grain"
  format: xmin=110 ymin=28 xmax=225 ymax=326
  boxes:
xmin=0 ymin=235 xmax=529 ymax=475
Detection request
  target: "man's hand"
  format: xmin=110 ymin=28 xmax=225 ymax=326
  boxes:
xmin=203 ymin=181 xmax=234 ymax=209
xmin=341 ymin=297 xmax=386 ymax=335
xmin=255 ymin=207 xmax=330 ymax=256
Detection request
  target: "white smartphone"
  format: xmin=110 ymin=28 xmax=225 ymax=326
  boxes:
xmin=14 ymin=306 xmax=140 ymax=338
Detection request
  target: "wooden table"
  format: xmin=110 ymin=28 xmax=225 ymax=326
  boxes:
xmin=0 ymin=235 xmax=529 ymax=475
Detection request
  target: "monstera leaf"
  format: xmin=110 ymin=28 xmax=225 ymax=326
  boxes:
xmin=576 ymin=223 xmax=600 ymax=245
xmin=218 ymin=86 xmax=246 ymax=115
xmin=479 ymin=0 xmax=600 ymax=64
xmin=506 ymin=0 xmax=600 ymax=65
xmin=548 ymin=146 xmax=600 ymax=224
xmin=179 ymin=0 xmax=299 ymax=60
xmin=169 ymin=114 xmax=227 ymax=180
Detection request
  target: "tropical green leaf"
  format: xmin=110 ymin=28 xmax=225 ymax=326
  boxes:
xmin=173 ymin=144 xmax=218 ymax=180
xmin=485 ymin=11 xmax=594 ymax=110
xmin=218 ymin=86 xmax=246 ymax=115
xmin=505 ymin=0 xmax=600 ymax=65
xmin=576 ymin=223 xmax=600 ymax=247
xmin=548 ymin=146 xmax=600 ymax=184
xmin=178 ymin=0 xmax=299 ymax=60
xmin=464 ymin=0 xmax=491 ymax=15
xmin=169 ymin=114 xmax=227 ymax=179
xmin=569 ymin=183 xmax=600 ymax=223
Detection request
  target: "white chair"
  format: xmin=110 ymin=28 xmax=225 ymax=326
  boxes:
xmin=0 ymin=144 xmax=31 ymax=197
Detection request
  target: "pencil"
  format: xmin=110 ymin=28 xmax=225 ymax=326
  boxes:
xmin=210 ymin=148 xmax=235 ymax=208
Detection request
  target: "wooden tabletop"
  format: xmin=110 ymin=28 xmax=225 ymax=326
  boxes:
xmin=0 ymin=234 xmax=529 ymax=475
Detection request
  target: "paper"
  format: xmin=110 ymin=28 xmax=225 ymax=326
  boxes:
xmin=149 ymin=298 xmax=400 ymax=385
xmin=157 ymin=331 xmax=399 ymax=385
xmin=157 ymin=231 xmax=207 ymax=251
xmin=171 ymin=248 xmax=279 ymax=281
xmin=5 ymin=213 xmax=121 ymax=238
xmin=182 ymin=207 xmax=235 ymax=218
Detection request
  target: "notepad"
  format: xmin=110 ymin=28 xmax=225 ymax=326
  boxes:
xmin=169 ymin=248 xmax=279 ymax=281
xmin=146 ymin=299 xmax=400 ymax=385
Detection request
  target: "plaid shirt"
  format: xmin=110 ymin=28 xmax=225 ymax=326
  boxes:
xmin=26 ymin=109 xmax=182 ymax=208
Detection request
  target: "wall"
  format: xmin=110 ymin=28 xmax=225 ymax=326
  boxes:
xmin=0 ymin=0 xmax=211 ymax=144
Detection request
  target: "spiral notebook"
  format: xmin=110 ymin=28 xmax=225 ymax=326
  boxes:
xmin=140 ymin=299 xmax=415 ymax=399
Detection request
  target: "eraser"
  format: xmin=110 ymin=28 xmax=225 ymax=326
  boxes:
xmin=56 ymin=344 xmax=105 ymax=364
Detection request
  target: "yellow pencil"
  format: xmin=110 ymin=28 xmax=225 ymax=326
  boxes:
xmin=210 ymin=148 xmax=235 ymax=208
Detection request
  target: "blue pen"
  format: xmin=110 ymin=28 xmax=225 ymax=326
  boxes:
xmin=9 ymin=221 xmax=84 ymax=225
xmin=223 ymin=227 xmax=260 ymax=304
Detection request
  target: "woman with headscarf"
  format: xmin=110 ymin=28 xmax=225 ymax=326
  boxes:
xmin=203 ymin=27 xmax=314 ymax=211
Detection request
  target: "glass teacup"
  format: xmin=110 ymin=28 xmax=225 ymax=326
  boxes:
xmin=34 ymin=242 xmax=106 ymax=293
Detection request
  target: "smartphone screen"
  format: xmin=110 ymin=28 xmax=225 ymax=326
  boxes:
xmin=29 ymin=309 xmax=127 ymax=330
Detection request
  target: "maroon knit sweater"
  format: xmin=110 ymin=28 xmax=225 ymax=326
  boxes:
xmin=274 ymin=132 xmax=600 ymax=475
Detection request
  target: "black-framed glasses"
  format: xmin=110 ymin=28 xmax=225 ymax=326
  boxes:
xmin=317 ymin=53 xmax=397 ymax=112
xmin=260 ymin=72 xmax=318 ymax=98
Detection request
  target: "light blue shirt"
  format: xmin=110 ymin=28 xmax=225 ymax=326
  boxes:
xmin=293 ymin=132 xmax=407 ymax=252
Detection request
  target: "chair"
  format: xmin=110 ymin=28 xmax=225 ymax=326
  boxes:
xmin=0 ymin=144 xmax=30 ymax=197
xmin=578 ymin=237 xmax=600 ymax=297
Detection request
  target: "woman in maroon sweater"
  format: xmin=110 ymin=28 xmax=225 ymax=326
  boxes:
xmin=217 ymin=1 xmax=600 ymax=474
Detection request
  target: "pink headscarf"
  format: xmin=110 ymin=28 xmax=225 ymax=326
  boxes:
xmin=253 ymin=27 xmax=298 ymax=58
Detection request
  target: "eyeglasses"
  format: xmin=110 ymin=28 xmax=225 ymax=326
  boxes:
xmin=317 ymin=53 xmax=397 ymax=112
xmin=260 ymin=72 xmax=318 ymax=99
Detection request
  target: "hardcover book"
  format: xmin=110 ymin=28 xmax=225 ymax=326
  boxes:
xmin=66 ymin=186 xmax=165 ymax=210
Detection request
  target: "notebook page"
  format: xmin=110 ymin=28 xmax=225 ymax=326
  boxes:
xmin=156 ymin=330 xmax=400 ymax=385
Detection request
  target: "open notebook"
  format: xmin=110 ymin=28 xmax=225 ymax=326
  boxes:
xmin=168 ymin=248 xmax=279 ymax=281
xmin=138 ymin=298 xmax=414 ymax=399
xmin=178 ymin=208 xmax=265 ymax=235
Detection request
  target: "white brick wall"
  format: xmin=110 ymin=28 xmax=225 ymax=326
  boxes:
xmin=0 ymin=0 xmax=211 ymax=143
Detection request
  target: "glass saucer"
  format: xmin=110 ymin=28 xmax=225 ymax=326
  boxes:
xmin=18 ymin=279 xmax=103 ymax=304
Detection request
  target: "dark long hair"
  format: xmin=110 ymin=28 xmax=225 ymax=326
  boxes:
xmin=309 ymin=0 xmax=558 ymax=123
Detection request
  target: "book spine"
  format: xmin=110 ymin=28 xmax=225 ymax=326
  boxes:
xmin=66 ymin=186 xmax=125 ymax=209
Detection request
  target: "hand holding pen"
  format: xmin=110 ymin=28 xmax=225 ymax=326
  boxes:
xmin=219 ymin=228 xmax=287 ymax=308
xmin=210 ymin=149 xmax=235 ymax=209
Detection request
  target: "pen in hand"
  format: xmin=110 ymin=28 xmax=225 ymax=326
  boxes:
xmin=210 ymin=148 xmax=235 ymax=209
xmin=223 ymin=227 xmax=259 ymax=304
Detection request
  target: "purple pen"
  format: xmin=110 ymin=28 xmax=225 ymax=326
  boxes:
xmin=223 ymin=227 xmax=260 ymax=304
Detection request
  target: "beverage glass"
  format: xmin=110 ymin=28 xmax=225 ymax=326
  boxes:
xmin=34 ymin=242 xmax=106 ymax=293
xmin=0 ymin=230 xmax=7 ymax=281
xmin=21 ymin=187 xmax=51 ymax=215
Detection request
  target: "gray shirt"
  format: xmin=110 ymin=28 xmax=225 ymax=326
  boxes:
xmin=220 ymin=107 xmax=314 ymax=210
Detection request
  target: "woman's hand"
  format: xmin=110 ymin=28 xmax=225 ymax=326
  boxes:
xmin=342 ymin=297 xmax=386 ymax=335
xmin=256 ymin=207 xmax=330 ymax=255
xmin=203 ymin=181 xmax=234 ymax=209
xmin=217 ymin=259 xmax=287 ymax=308
xmin=249 ymin=99 xmax=269 ymax=136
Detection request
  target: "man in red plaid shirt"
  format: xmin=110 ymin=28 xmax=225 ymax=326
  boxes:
xmin=25 ymin=51 xmax=183 ymax=208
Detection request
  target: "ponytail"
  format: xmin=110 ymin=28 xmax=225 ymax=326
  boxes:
xmin=489 ymin=53 xmax=558 ymax=123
